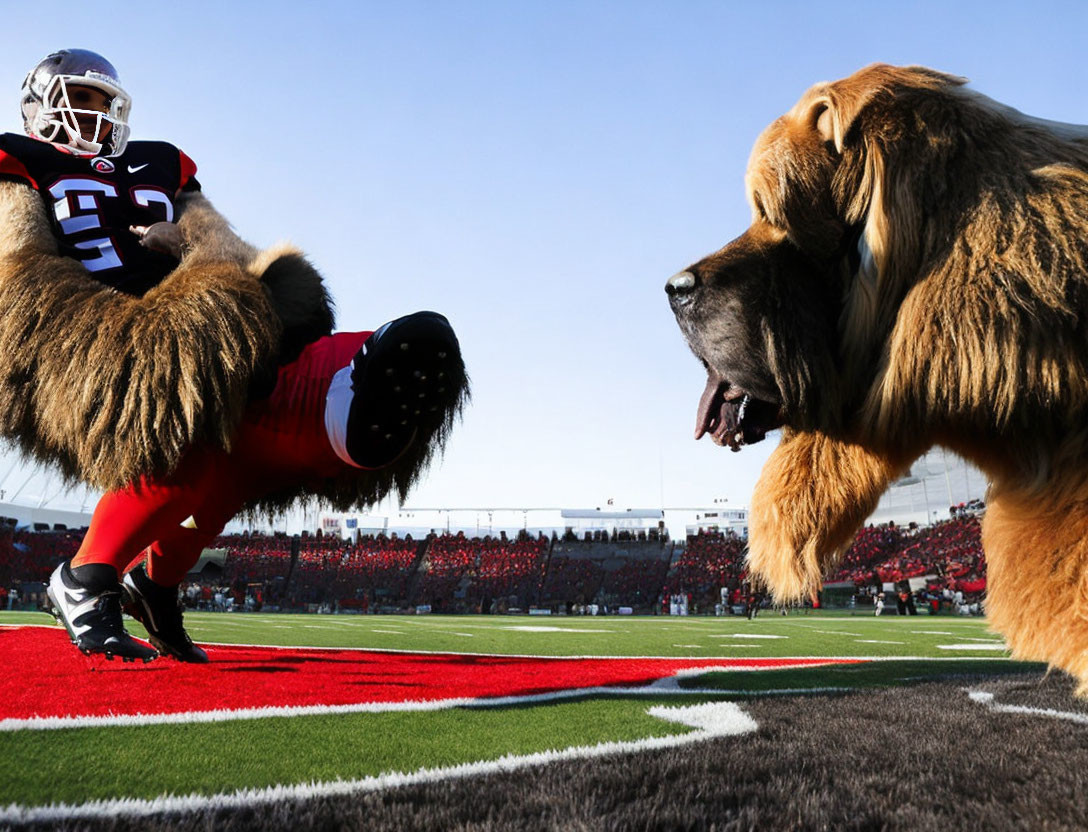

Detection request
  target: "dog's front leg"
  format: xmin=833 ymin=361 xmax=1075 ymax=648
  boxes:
xmin=746 ymin=430 xmax=920 ymax=600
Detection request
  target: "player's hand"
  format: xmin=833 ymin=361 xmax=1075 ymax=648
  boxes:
xmin=130 ymin=222 xmax=183 ymax=259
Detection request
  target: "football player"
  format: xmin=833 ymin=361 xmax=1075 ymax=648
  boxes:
xmin=0 ymin=50 xmax=466 ymax=662
xmin=6 ymin=49 xmax=194 ymax=295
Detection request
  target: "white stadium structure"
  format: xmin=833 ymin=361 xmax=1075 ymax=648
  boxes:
xmin=0 ymin=448 xmax=987 ymax=539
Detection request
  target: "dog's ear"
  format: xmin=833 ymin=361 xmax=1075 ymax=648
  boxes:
xmin=804 ymin=86 xmax=876 ymax=155
xmin=806 ymin=64 xmax=968 ymax=154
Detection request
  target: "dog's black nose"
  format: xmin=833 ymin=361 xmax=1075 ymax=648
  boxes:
xmin=665 ymin=271 xmax=697 ymax=297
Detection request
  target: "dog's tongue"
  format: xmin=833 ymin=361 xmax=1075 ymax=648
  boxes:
xmin=695 ymin=370 xmax=727 ymax=440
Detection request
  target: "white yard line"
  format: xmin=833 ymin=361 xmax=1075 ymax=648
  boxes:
xmin=968 ymin=691 xmax=1088 ymax=725
xmin=0 ymin=658 xmax=856 ymax=733
xmin=0 ymin=701 xmax=761 ymax=825
xmin=501 ymin=627 xmax=611 ymax=633
xmin=708 ymin=634 xmax=786 ymax=639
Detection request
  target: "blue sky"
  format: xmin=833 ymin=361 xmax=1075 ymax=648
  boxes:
xmin=0 ymin=1 xmax=1085 ymax=515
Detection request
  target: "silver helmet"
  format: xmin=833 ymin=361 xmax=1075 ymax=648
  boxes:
xmin=20 ymin=49 xmax=131 ymax=157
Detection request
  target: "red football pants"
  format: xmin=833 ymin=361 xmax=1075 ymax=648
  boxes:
xmin=71 ymin=331 xmax=371 ymax=585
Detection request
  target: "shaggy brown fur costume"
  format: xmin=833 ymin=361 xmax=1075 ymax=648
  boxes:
xmin=667 ymin=64 xmax=1088 ymax=689
xmin=0 ymin=181 xmax=466 ymax=512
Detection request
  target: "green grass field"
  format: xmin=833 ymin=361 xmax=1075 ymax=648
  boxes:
xmin=0 ymin=610 xmax=1041 ymax=815
xmin=3 ymin=608 xmax=1013 ymax=657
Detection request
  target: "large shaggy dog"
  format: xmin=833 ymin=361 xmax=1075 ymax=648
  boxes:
xmin=667 ymin=64 xmax=1088 ymax=689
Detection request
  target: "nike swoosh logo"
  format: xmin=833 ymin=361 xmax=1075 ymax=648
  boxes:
xmin=128 ymin=163 xmax=149 ymax=173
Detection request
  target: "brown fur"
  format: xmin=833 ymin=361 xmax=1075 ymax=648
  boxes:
xmin=0 ymin=183 xmax=279 ymax=490
xmin=0 ymin=180 xmax=462 ymax=514
xmin=671 ymin=65 xmax=1088 ymax=690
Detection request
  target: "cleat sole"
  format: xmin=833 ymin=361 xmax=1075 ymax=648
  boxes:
xmin=345 ymin=312 xmax=462 ymax=469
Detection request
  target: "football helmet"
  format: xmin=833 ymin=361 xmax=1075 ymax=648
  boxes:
xmin=20 ymin=49 xmax=131 ymax=157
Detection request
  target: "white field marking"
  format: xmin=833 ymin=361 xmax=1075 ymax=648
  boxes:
xmin=968 ymin=691 xmax=1088 ymax=726
xmin=0 ymin=701 xmax=758 ymax=825
xmin=938 ymin=644 xmax=1008 ymax=651
xmin=673 ymin=644 xmax=706 ymax=648
xmin=854 ymin=640 xmax=905 ymax=645
xmin=0 ymin=660 xmax=854 ymax=733
xmin=501 ymin=626 xmax=610 ymax=633
xmin=708 ymin=634 xmax=786 ymax=639
xmin=911 ymin=631 xmax=954 ymax=635
xmin=370 ymin=630 xmax=406 ymax=635
xmin=451 ymin=633 xmax=476 ymax=638
xmin=378 ymin=622 xmax=505 ymax=631
xmin=953 ymin=637 xmax=1006 ymax=643
xmin=779 ymin=623 xmax=847 ymax=629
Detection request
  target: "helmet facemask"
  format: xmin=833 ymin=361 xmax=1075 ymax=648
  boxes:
xmin=23 ymin=72 xmax=131 ymax=157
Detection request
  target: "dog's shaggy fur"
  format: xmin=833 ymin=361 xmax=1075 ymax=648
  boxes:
xmin=0 ymin=181 xmax=464 ymax=513
xmin=669 ymin=64 xmax=1088 ymax=690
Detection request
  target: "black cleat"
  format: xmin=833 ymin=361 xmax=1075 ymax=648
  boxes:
xmin=122 ymin=566 xmax=209 ymax=663
xmin=345 ymin=311 xmax=465 ymax=469
xmin=47 ymin=563 xmax=157 ymax=662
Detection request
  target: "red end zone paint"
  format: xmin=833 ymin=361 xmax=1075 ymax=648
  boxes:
xmin=2 ymin=626 xmax=857 ymax=722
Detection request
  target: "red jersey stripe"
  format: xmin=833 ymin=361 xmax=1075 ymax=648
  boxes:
xmin=178 ymin=149 xmax=197 ymax=190
xmin=0 ymin=149 xmax=39 ymax=189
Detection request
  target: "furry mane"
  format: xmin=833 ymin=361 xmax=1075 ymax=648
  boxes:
xmin=0 ymin=184 xmax=336 ymax=492
xmin=670 ymin=63 xmax=1088 ymax=692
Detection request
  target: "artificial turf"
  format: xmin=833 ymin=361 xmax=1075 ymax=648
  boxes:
xmin=0 ymin=697 xmax=695 ymax=806
xmin=2 ymin=609 xmax=1011 ymax=658
xmin=0 ymin=610 xmax=1033 ymax=815
xmin=683 ymin=659 xmax=1045 ymax=692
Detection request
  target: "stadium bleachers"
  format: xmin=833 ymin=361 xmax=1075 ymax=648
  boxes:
xmin=661 ymin=531 xmax=747 ymax=612
xmin=538 ymin=555 xmax=604 ymax=607
xmin=0 ymin=512 xmax=990 ymax=614
xmin=829 ymin=516 xmax=984 ymax=587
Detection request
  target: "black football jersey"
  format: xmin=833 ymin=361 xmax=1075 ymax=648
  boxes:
xmin=0 ymin=133 xmax=200 ymax=296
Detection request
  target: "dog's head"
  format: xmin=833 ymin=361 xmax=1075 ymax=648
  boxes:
xmin=667 ymin=64 xmax=966 ymax=450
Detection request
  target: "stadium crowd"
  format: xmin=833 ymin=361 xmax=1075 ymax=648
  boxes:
xmin=0 ymin=507 xmax=990 ymax=615
xmin=830 ymin=516 xmax=985 ymax=587
xmin=661 ymin=530 xmax=747 ymax=612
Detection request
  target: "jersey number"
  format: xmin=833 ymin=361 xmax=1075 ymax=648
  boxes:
xmin=48 ymin=177 xmax=174 ymax=273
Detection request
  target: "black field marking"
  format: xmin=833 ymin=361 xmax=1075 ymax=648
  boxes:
xmin=24 ymin=670 xmax=1088 ymax=832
